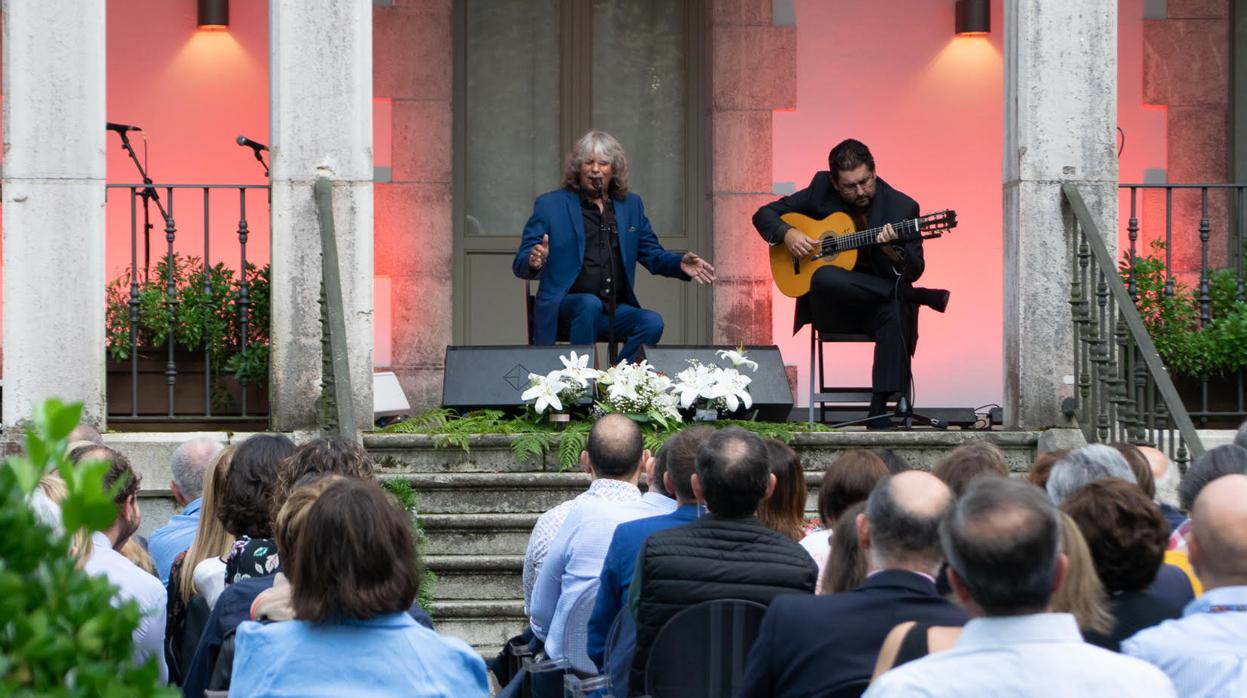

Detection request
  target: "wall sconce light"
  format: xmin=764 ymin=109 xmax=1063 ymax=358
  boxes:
xmin=955 ymin=0 xmax=990 ymax=36
xmin=198 ymin=0 xmax=229 ymax=31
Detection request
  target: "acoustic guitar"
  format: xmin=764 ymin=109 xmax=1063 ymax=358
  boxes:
xmin=769 ymin=210 xmax=957 ymax=297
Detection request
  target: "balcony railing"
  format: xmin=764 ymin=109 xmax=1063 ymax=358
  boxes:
xmin=105 ymin=183 xmax=270 ymax=427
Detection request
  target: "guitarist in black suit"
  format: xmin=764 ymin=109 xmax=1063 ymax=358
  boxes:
xmin=752 ymin=139 xmax=950 ymax=428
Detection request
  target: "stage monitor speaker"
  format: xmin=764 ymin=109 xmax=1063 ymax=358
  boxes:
xmin=642 ymin=344 xmax=794 ymax=422
xmin=442 ymin=344 xmax=596 ymax=412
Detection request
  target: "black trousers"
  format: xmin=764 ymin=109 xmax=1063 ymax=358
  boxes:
xmin=808 ymin=266 xmax=910 ymax=395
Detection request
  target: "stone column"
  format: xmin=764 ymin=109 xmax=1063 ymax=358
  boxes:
xmin=2 ymin=0 xmax=107 ymax=428
xmin=1004 ymin=0 xmax=1118 ymax=428
xmin=270 ymin=0 xmax=374 ymax=431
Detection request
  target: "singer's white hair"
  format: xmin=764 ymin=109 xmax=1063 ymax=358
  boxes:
xmin=561 ymin=130 xmax=630 ymax=199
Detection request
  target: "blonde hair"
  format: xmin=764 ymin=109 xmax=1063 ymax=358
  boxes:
xmin=179 ymin=444 xmax=238 ymax=603
xmin=122 ymin=538 xmax=156 ymax=576
xmin=1051 ymin=511 xmax=1113 ymax=635
xmin=560 ymin=130 xmax=630 ymax=199
xmin=33 ymin=473 xmax=91 ymax=568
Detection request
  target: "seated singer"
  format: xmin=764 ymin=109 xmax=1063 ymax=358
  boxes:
xmin=752 ymin=139 xmax=949 ymax=428
xmin=514 ymin=130 xmax=715 ymax=363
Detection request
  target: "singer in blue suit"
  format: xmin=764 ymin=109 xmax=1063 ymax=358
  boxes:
xmin=513 ymin=130 xmax=715 ymax=363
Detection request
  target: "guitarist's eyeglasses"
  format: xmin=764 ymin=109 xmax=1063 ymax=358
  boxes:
xmin=835 ymin=173 xmax=876 ymax=195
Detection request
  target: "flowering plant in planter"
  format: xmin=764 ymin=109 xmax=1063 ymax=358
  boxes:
xmin=672 ymin=349 xmax=758 ymax=419
xmin=521 ymin=351 xmax=600 ymax=416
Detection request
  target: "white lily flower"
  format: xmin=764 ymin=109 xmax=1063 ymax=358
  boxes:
xmin=521 ymin=370 xmax=566 ymax=414
xmin=717 ymin=348 xmax=759 ymax=372
xmin=674 ymin=363 xmax=719 ymax=409
xmin=717 ymin=368 xmax=753 ymax=413
xmin=557 ymin=350 xmax=600 ymax=388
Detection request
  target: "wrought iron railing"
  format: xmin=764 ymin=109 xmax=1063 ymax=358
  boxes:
xmin=105 ymin=183 xmax=270 ymax=425
xmin=1120 ymin=183 xmax=1247 ymax=426
xmin=1063 ymin=183 xmax=1204 ymax=467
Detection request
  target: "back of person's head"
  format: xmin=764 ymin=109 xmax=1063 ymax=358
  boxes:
xmin=69 ymin=424 xmax=104 ymax=445
xmin=1046 ymin=444 xmax=1135 ymax=504
xmin=1188 ymin=474 xmax=1247 ymax=588
xmin=661 ymin=426 xmax=713 ymax=502
xmin=822 ymin=502 xmax=867 ymax=594
xmin=1112 ymin=442 xmax=1156 ymax=499
xmin=943 ymin=477 xmax=1062 ymax=616
xmin=217 ymin=434 xmax=295 ymax=539
xmin=694 ymin=427 xmax=771 ymax=518
xmin=1139 ymin=446 xmax=1180 ymax=509
xmin=818 ymin=449 xmax=888 ymax=527
xmin=861 ymin=472 xmax=952 ymax=575
xmin=180 ymin=444 xmax=238 ymax=603
xmin=288 ymin=478 xmax=420 ymax=622
xmin=271 ymin=436 xmax=373 ymax=522
xmin=1050 ymin=511 xmax=1113 ymax=635
xmin=872 ymin=448 xmax=912 ymax=474
xmin=170 ymin=437 xmax=224 ymax=503
xmin=757 ymin=439 xmax=808 ymax=541
xmin=1061 ymin=478 xmax=1168 ymax=593
xmin=86 ymin=446 xmax=141 ymax=506
xmin=1235 ymin=420 xmax=1247 ymax=449
xmin=1027 ymin=448 xmax=1070 ymax=489
xmin=1179 ymin=444 xmax=1247 ymax=513
xmin=647 ymin=445 xmax=670 ymax=498
xmin=828 ymin=138 xmax=874 ymax=174
xmin=275 ymin=473 xmax=346 ymax=570
xmin=586 ymin=413 xmax=644 ymax=479
xmin=932 ymin=442 xmax=1009 ymax=498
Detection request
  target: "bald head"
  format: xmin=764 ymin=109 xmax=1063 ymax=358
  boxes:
xmin=1189 ymin=474 xmax=1247 ymax=589
xmin=862 ymin=471 xmax=953 ymax=575
xmin=586 ymin=413 xmax=644 ymax=479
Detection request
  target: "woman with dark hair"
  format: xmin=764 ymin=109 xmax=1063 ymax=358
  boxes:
xmin=799 ymin=450 xmax=889 ymax=592
xmin=757 ymin=439 xmax=809 ymax=541
xmin=230 ymin=478 xmax=489 ymax=696
xmin=218 ymin=434 xmax=296 ymax=585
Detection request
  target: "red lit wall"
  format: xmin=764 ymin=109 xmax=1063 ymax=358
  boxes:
xmin=769 ymin=0 xmax=1165 ymax=409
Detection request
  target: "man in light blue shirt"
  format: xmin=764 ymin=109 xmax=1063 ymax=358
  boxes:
xmin=867 ymin=478 xmax=1174 ymax=697
xmin=148 ymin=437 xmax=222 ymax=583
xmin=529 ymin=414 xmax=654 ymax=667
xmin=1124 ymin=474 xmax=1247 ymax=697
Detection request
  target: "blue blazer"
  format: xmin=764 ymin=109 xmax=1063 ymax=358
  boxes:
xmin=512 ymin=188 xmax=687 ymax=345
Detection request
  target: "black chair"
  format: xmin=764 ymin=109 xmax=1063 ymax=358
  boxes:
xmin=642 ymin=599 xmax=768 ymax=698
xmin=808 ymin=329 xmax=876 ymax=425
xmin=165 ymin=593 xmax=210 ymax=686
xmin=520 ymin=580 xmax=602 ymax=698
xmin=564 ymin=606 xmax=634 ymax=698
xmin=524 ymin=280 xmax=619 ymax=361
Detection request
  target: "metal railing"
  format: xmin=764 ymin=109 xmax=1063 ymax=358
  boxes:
xmin=105 ymin=183 xmax=270 ymax=425
xmin=1120 ymin=183 xmax=1247 ymax=426
xmin=1063 ymin=183 xmax=1204 ymax=466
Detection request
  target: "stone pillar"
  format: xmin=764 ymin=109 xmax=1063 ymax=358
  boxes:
xmin=709 ymin=0 xmax=796 ymax=345
xmin=2 ymin=0 xmax=107 ymax=428
xmin=1004 ymin=0 xmax=1118 ymax=428
xmin=270 ymin=0 xmax=374 ymax=431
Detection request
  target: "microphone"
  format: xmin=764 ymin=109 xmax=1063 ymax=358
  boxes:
xmin=590 ymin=175 xmax=604 ymax=195
xmin=236 ymin=135 xmax=269 ymax=152
xmin=106 ymin=122 xmax=143 ymax=133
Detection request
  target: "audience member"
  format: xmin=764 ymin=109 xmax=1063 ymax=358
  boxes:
xmin=586 ymin=426 xmax=711 ymax=669
xmin=798 ymin=449 xmax=888 ymax=592
xmin=638 ymin=444 xmax=678 ymax=515
xmin=865 ymin=478 xmax=1174 ymax=697
xmin=1026 ymin=448 xmax=1070 ymax=489
xmin=150 ymin=437 xmax=224 ymax=583
xmin=523 ymin=458 xmax=596 ymax=614
xmin=219 ymin=434 xmax=295 ymax=585
xmin=821 ymin=502 xmax=867 ymax=594
xmin=78 ymin=446 xmax=168 ymax=683
xmin=1140 ymin=445 xmax=1184 ymax=531
xmin=1170 ymin=444 xmax=1247 ymax=553
xmin=631 ymin=427 xmax=816 ymax=694
xmin=870 ymin=511 xmax=1112 ymax=681
xmin=230 ymin=478 xmax=488 ymax=696
xmin=872 ymin=448 xmax=911 ymax=474
xmin=757 ymin=439 xmax=810 ymax=541
xmin=1124 ymin=474 xmax=1247 ymax=696
xmin=931 ymin=441 xmax=1009 ymax=498
xmin=738 ymin=472 xmax=963 ymax=697
xmin=1062 ymin=479 xmax=1180 ymax=650
xmin=1112 ymin=442 xmax=1156 ymax=500
xmin=1045 ymin=443 xmax=1135 ymax=504
xmin=122 ymin=538 xmax=157 ymax=576
xmin=1235 ymin=419 xmax=1247 ymax=449
xmin=529 ymin=414 xmax=653 ymax=668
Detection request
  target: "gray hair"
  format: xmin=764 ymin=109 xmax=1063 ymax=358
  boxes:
xmin=1153 ymin=452 xmax=1181 ymax=510
xmin=560 ymin=130 xmax=630 ymax=199
xmin=170 ymin=437 xmax=224 ymax=502
xmin=864 ymin=475 xmax=951 ymax=575
xmin=1179 ymin=444 xmax=1247 ymax=513
xmin=1046 ymin=444 xmax=1135 ymax=504
xmin=1235 ymin=420 xmax=1247 ymax=449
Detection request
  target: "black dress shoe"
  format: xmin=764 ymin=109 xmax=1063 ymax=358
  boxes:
xmin=907 ymin=287 xmax=950 ymax=313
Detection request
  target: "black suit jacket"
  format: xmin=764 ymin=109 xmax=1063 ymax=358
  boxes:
xmin=735 ymin=570 xmax=967 ymax=698
xmin=753 ymin=173 xmax=925 ymax=339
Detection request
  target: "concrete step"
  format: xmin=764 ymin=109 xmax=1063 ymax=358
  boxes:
xmin=421 ymin=513 xmax=538 ymax=556
xmin=381 ymin=472 xmax=590 ymax=514
xmin=425 ymin=555 xmax=523 ymax=602
xmin=429 ymin=599 xmax=527 ymax=653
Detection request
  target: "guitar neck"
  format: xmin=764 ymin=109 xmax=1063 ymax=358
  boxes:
xmin=828 ymin=218 xmax=920 ymax=251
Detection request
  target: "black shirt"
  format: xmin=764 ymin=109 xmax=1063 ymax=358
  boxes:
xmin=570 ymin=192 xmax=627 ymax=304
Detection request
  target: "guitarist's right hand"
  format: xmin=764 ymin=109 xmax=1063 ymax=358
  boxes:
xmin=528 ymin=234 xmax=550 ymax=270
xmin=783 ymin=228 xmax=815 ymax=258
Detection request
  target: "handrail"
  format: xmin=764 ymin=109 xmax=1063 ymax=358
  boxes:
xmin=1061 ymin=183 xmax=1205 ymax=464
xmin=314 ymin=177 xmax=358 ymax=440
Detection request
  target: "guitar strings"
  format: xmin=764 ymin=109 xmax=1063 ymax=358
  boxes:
xmin=815 ymin=213 xmax=951 ymax=255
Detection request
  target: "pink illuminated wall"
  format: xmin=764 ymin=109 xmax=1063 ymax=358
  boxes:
xmin=770 ymin=0 xmax=1165 ymax=409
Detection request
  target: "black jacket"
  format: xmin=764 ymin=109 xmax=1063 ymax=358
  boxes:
xmin=753 ymin=173 xmax=925 ymax=337
xmin=736 ymin=570 xmax=967 ymax=698
xmin=630 ymin=515 xmax=817 ymax=694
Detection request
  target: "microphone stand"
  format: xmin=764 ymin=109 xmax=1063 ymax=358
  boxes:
xmin=111 ymin=130 xmax=172 ymax=280
xmin=595 ymin=179 xmax=620 ymax=364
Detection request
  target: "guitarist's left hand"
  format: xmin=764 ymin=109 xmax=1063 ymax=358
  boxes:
xmin=681 ymin=252 xmax=716 ymax=284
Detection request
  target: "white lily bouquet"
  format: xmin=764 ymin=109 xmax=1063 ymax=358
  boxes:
xmin=522 ymin=348 xmax=758 ymax=426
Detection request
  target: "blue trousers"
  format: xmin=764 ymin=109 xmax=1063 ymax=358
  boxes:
xmin=557 ymin=293 xmax=664 ymax=363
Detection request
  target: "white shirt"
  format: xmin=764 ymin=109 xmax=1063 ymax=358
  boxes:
xmin=83 ymin=532 xmax=169 ymax=683
xmin=798 ymin=528 xmax=831 ymax=594
xmin=866 ymin=613 xmax=1175 ymax=698
xmin=193 ymin=556 xmax=229 ymax=609
xmin=523 ymin=499 xmax=578 ymax=614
